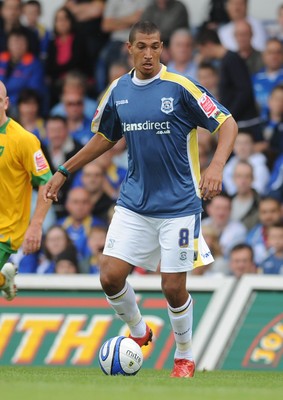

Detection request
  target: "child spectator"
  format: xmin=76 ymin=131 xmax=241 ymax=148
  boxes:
xmin=54 ymin=246 xmax=79 ymax=274
xmin=0 ymin=27 xmax=45 ymax=116
xmin=223 ymin=132 xmax=270 ymax=196
xmin=22 ymin=0 xmax=51 ymax=61
xmin=16 ymin=88 xmax=45 ymax=140
xmin=59 ymin=187 xmax=106 ymax=271
xmin=87 ymin=226 xmax=107 ymax=274
xmin=260 ymin=222 xmax=283 ymax=275
xmin=197 ymin=61 xmax=219 ymax=100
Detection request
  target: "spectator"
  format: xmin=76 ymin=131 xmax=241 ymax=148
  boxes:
xmin=141 ymin=0 xmax=189 ymax=63
xmin=201 ymin=0 xmax=229 ymax=30
xmin=266 ymin=3 xmax=283 ymax=42
xmin=202 ymin=193 xmax=247 ymax=258
xmin=196 ymin=28 xmax=261 ymax=136
xmin=72 ymin=161 xmax=115 ymax=222
xmin=61 ymin=89 xmax=93 ymax=146
xmin=21 ymin=0 xmax=51 ymax=61
xmin=246 ymin=196 xmax=282 ymax=265
xmin=228 ymin=243 xmax=257 ymax=278
xmin=50 ymin=70 xmax=98 ymax=121
xmin=252 ymin=38 xmax=283 ymax=120
xmin=234 ymin=19 xmax=264 ymax=75
xmin=54 ymin=246 xmax=79 ymax=274
xmin=97 ymin=59 xmax=130 ymax=103
xmin=260 ymin=222 xmax=283 ymax=275
xmin=43 ymin=115 xmax=83 ymax=218
xmin=95 ymin=149 xmax=127 ymax=200
xmin=87 ymin=225 xmax=107 ymax=274
xmin=230 ymin=160 xmax=260 ymax=230
xmin=0 ymin=27 xmax=45 ymax=116
xmin=46 ymin=7 xmax=87 ymax=107
xmin=37 ymin=225 xmax=76 ymax=274
xmin=0 ymin=0 xmax=40 ymax=55
xmin=223 ymin=131 xmax=270 ymax=196
xmin=218 ymin=0 xmax=267 ymax=52
xmin=167 ymin=28 xmax=197 ymax=80
xmin=59 ymin=187 xmax=106 ymax=271
xmin=96 ymin=0 xmax=149 ymax=92
xmin=268 ymin=86 xmax=283 ymax=157
xmin=197 ymin=61 xmax=219 ymax=99
xmin=268 ymin=154 xmax=283 ymax=203
xmin=16 ymin=88 xmax=45 ymax=140
xmin=64 ymin=0 xmax=109 ymax=83
xmin=191 ymin=224 xmax=227 ymax=276
xmin=263 ymin=84 xmax=283 ymax=145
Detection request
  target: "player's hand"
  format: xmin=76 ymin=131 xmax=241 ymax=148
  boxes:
xmin=199 ymin=163 xmax=223 ymax=201
xmin=22 ymin=223 xmax=42 ymax=254
xmin=43 ymin=172 xmax=67 ymax=202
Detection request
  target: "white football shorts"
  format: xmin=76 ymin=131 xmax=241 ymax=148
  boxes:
xmin=103 ymin=206 xmax=214 ymax=273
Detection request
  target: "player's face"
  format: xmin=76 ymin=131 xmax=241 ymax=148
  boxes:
xmin=127 ymin=31 xmax=163 ymax=79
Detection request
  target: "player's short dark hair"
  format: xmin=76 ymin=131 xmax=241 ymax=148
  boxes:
xmin=230 ymin=243 xmax=254 ymax=259
xmin=195 ymin=28 xmax=221 ymax=45
xmin=129 ymin=20 xmax=160 ymax=44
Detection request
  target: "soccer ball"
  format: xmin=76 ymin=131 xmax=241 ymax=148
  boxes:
xmin=99 ymin=336 xmax=143 ymax=376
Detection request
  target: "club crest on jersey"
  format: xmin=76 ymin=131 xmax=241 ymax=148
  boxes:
xmin=0 ymin=145 xmax=4 ymax=156
xmin=161 ymin=97 xmax=174 ymax=114
xmin=34 ymin=150 xmax=48 ymax=171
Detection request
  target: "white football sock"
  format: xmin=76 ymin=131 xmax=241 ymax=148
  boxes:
xmin=106 ymin=282 xmax=146 ymax=337
xmin=167 ymin=294 xmax=193 ymax=361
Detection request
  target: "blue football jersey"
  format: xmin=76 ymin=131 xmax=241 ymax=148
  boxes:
xmin=92 ymin=65 xmax=231 ymax=217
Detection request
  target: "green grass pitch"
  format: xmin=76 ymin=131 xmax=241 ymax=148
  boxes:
xmin=0 ymin=367 xmax=282 ymax=400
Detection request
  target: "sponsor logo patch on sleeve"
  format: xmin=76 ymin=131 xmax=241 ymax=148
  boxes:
xmin=34 ymin=150 xmax=48 ymax=171
xmin=198 ymin=93 xmax=220 ymax=118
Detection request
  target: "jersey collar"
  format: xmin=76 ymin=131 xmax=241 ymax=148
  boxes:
xmin=0 ymin=118 xmax=10 ymax=134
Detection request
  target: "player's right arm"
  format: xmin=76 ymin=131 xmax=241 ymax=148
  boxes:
xmin=43 ymin=133 xmax=116 ymax=202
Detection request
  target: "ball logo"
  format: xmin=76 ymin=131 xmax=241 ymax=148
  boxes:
xmin=161 ymin=97 xmax=174 ymax=114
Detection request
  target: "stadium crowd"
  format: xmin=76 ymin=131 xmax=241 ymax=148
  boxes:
xmin=2 ymin=0 xmax=283 ymax=277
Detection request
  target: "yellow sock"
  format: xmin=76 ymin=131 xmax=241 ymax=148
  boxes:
xmin=0 ymin=273 xmax=6 ymax=287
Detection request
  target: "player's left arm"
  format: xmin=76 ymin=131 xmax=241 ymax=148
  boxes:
xmin=199 ymin=116 xmax=238 ymax=200
xmin=22 ymin=185 xmax=53 ymax=254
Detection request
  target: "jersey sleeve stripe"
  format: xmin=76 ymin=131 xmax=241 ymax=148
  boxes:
xmin=91 ymin=78 xmax=120 ymax=134
xmin=96 ymin=131 xmax=118 ymax=143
